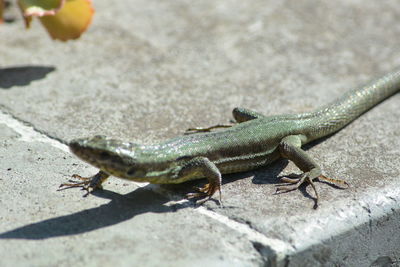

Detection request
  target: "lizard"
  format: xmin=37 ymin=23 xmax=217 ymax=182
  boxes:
xmin=60 ymin=68 xmax=400 ymax=206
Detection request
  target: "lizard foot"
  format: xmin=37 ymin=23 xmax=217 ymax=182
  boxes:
xmin=186 ymin=183 xmax=222 ymax=205
xmin=275 ymin=173 xmax=349 ymax=208
xmin=58 ymin=173 xmax=104 ymax=197
xmin=275 ymin=172 xmax=320 ymax=207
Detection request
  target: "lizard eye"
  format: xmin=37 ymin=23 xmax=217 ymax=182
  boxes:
xmin=127 ymin=168 xmax=136 ymax=176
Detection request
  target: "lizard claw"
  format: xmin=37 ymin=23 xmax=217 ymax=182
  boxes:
xmin=275 ymin=172 xmax=320 ymax=207
xmin=58 ymin=172 xmax=108 ymax=197
xmin=58 ymin=174 xmax=96 ymax=197
xmin=186 ymin=183 xmax=222 ymax=205
xmin=317 ymin=175 xmax=350 ymax=188
xmin=275 ymin=172 xmax=348 ymax=208
xmin=58 ymin=174 xmax=90 ymax=189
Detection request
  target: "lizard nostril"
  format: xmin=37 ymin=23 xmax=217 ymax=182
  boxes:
xmin=69 ymin=140 xmax=82 ymax=155
xmin=69 ymin=142 xmax=78 ymax=151
xmin=127 ymin=168 xmax=136 ymax=176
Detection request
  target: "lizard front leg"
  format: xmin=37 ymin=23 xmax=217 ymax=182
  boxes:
xmin=276 ymin=135 xmax=348 ymax=207
xmin=185 ymin=107 xmax=266 ymax=134
xmin=179 ymin=157 xmax=222 ymax=205
xmin=232 ymin=107 xmax=266 ymax=122
xmin=58 ymin=170 xmax=110 ymax=196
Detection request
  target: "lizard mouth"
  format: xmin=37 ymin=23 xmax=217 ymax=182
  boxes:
xmin=69 ymin=137 xmax=138 ymax=174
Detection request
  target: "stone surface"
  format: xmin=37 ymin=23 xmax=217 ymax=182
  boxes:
xmin=0 ymin=123 xmax=263 ymax=266
xmin=0 ymin=0 xmax=399 ymax=266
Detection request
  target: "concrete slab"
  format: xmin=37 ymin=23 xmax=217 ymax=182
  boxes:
xmin=0 ymin=121 xmax=266 ymax=266
xmin=1 ymin=1 xmax=400 ymax=142
xmin=1 ymin=0 xmax=400 ymax=266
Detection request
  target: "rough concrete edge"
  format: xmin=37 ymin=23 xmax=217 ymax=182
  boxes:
xmin=0 ymin=108 xmax=295 ymax=266
xmin=196 ymin=206 xmax=295 ymax=266
xmin=3 ymin=108 xmax=398 ymax=266
xmin=292 ymin=184 xmax=400 ymax=258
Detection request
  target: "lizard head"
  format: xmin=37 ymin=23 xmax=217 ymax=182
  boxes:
xmin=69 ymin=135 xmax=178 ymax=183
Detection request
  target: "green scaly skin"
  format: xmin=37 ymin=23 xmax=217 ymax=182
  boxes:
xmin=61 ymin=69 xmax=400 ymax=207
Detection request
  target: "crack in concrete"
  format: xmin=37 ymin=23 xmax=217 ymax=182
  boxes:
xmin=0 ymin=109 xmax=68 ymax=151
xmin=196 ymin=206 xmax=295 ymax=266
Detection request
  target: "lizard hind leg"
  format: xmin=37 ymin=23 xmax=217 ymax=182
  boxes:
xmin=185 ymin=124 xmax=234 ymax=134
xmin=277 ymin=135 xmax=325 ymax=207
xmin=277 ymin=135 xmax=350 ymax=208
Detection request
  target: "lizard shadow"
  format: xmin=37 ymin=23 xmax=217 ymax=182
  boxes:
xmin=243 ymin=135 xmax=341 ymax=207
xmin=176 ymin=142 xmax=334 ymax=208
xmin=246 ymin=159 xmax=319 ymax=207
xmin=0 ymin=66 xmax=55 ymax=89
xmin=0 ymin=134 xmax=342 ymax=239
xmin=0 ymin=185 xmax=190 ymax=240
xmin=0 ymin=158 xmax=315 ymax=240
